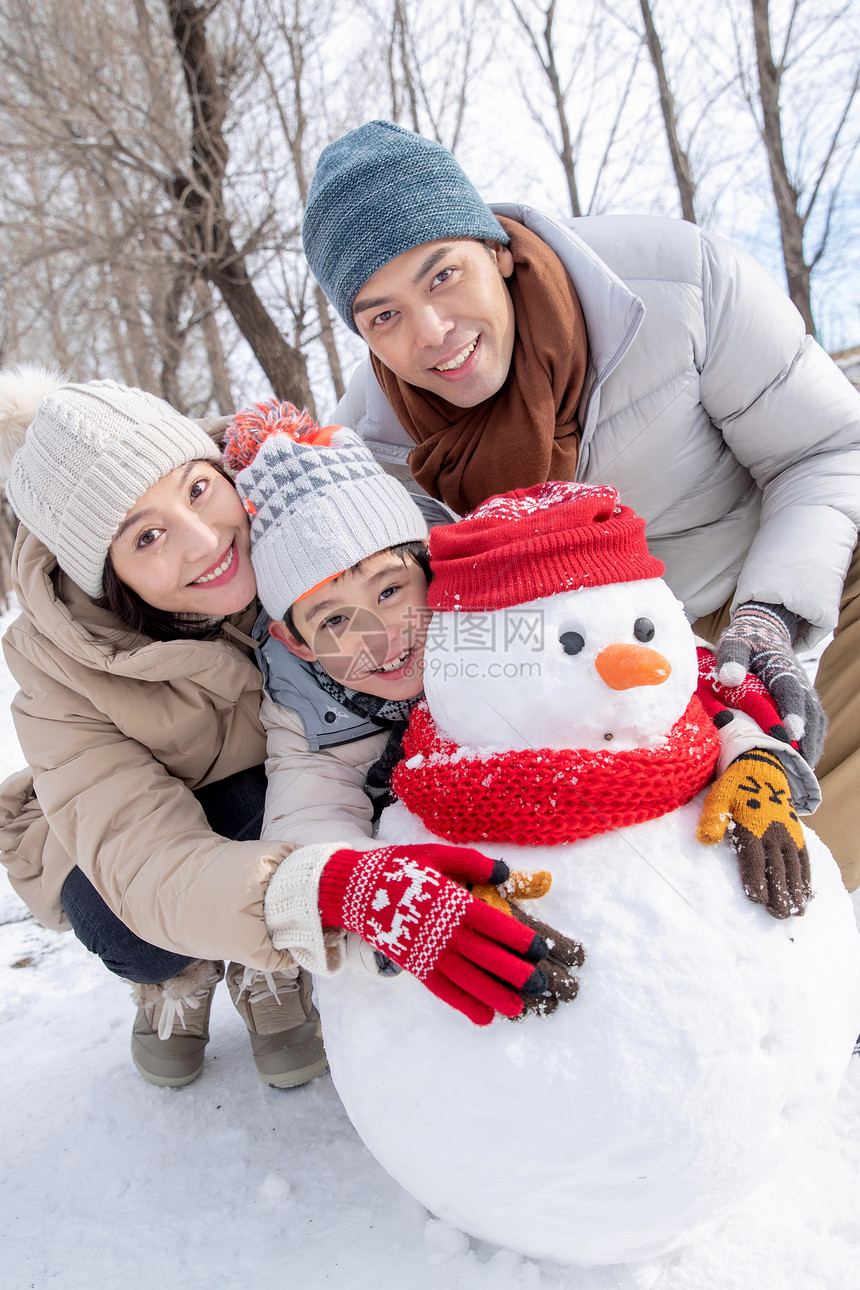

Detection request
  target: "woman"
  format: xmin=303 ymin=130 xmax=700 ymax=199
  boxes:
xmin=0 ymin=369 xmax=328 ymax=1089
xmin=0 ymin=369 xmax=552 ymax=1089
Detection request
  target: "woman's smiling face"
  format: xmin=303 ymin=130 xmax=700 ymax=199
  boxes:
xmin=108 ymin=462 xmax=257 ymax=617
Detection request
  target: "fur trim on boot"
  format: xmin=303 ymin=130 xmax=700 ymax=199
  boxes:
xmin=130 ymin=959 xmax=224 ymax=1087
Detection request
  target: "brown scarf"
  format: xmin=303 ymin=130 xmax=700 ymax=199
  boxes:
xmin=370 ymin=216 xmax=589 ymax=516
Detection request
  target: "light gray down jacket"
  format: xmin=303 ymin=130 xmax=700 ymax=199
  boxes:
xmin=333 ymin=209 xmax=860 ymax=648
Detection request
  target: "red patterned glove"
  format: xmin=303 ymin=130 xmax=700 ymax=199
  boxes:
xmin=696 ymin=646 xmax=796 ymax=745
xmin=318 ymin=844 xmax=549 ymax=1025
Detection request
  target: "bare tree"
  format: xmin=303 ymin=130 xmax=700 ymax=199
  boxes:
xmin=511 ymin=0 xmax=584 ymax=215
xmin=1 ymin=0 xmax=856 ymax=430
xmin=0 ymin=0 xmax=319 ymax=410
xmin=731 ymin=0 xmax=860 ymax=335
xmin=194 ymin=278 xmax=235 ymax=413
xmin=0 ymin=0 xmax=234 ymax=406
xmin=165 ymin=0 xmax=315 ymax=409
xmin=637 ymin=0 xmax=697 ymax=222
xmin=509 ymin=0 xmax=646 ymax=217
xmin=362 ymin=0 xmax=492 ymax=151
xmin=239 ymin=0 xmax=347 ymax=402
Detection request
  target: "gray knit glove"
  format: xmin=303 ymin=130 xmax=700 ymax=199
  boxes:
xmin=715 ymin=602 xmax=827 ymax=766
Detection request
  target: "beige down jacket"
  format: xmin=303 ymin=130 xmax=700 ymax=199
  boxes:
xmin=0 ymin=527 xmax=304 ymax=972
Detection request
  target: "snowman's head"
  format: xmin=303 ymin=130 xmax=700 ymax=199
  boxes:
xmin=423 ymin=578 xmax=696 ymax=751
xmin=423 ymin=482 xmax=696 ymax=752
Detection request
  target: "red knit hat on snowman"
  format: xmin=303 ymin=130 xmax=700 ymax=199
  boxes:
xmin=427 ymin=481 xmax=665 ymax=612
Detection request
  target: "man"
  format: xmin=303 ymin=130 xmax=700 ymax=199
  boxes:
xmin=301 ymin=119 xmax=860 ymax=890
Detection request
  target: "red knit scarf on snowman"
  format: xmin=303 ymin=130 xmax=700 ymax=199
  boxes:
xmin=390 ymin=695 xmax=720 ymax=846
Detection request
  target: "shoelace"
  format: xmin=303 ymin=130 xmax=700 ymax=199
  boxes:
xmin=156 ymin=990 xmax=204 ymax=1041
xmin=236 ymin=964 xmax=300 ymax=1008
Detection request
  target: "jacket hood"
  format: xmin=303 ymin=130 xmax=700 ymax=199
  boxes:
xmin=11 ymin=527 xmax=128 ymax=667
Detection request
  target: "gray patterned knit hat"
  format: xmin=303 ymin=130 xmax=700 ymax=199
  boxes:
xmin=224 ymin=401 xmax=427 ymax=620
xmin=0 ymin=367 xmax=222 ymax=597
xmin=302 ymin=120 xmax=510 ymax=332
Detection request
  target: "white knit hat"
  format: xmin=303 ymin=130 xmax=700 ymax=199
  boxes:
xmin=223 ymin=400 xmax=428 ymax=620
xmin=0 ymin=367 xmax=222 ymax=597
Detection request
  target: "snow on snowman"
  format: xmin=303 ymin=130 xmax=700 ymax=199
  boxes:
xmin=316 ymin=481 xmax=860 ymax=1267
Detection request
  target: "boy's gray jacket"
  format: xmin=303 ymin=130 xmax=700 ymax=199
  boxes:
xmin=334 ymin=209 xmax=860 ymax=648
xmin=252 ymin=614 xmax=386 ymax=850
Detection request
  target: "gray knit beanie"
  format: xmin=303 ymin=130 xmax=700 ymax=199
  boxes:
xmin=1 ymin=368 xmax=222 ymax=597
xmin=302 ymin=120 xmax=510 ymax=332
xmin=225 ymin=401 xmax=427 ymax=620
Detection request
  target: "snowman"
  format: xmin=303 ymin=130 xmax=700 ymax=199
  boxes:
xmin=316 ymin=482 xmax=860 ymax=1267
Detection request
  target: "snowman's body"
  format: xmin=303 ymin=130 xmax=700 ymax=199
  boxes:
xmin=317 ymin=570 xmax=860 ymax=1266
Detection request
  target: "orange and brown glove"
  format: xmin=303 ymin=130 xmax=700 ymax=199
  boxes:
xmin=470 ymin=870 xmax=584 ymax=1016
xmin=505 ymin=904 xmax=585 ymax=1016
xmin=697 ymin=750 xmax=812 ymax=919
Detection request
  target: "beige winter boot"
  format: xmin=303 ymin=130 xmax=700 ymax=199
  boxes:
xmin=226 ymin=961 xmax=327 ymax=1089
xmin=130 ymin=959 xmax=225 ymax=1088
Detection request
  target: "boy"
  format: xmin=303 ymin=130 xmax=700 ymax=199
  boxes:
xmin=220 ymin=402 xmax=572 ymax=1023
xmin=224 ymin=401 xmax=439 ymax=847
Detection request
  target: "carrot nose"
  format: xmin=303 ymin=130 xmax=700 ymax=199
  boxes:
xmin=595 ymin=644 xmax=672 ymax=690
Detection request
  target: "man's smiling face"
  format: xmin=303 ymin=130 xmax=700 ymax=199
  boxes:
xmin=352 ymin=238 xmax=516 ymax=408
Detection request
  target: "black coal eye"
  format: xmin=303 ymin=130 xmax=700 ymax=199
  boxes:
xmin=559 ymin=631 xmax=585 ymax=655
xmin=633 ymin=618 xmax=655 ymax=642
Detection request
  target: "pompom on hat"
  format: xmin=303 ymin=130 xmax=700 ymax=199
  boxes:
xmin=427 ymin=482 xmax=665 ymax=612
xmin=224 ymin=400 xmax=428 ymax=620
xmin=0 ymin=364 xmax=222 ymax=597
xmin=302 ymin=120 xmax=510 ymax=332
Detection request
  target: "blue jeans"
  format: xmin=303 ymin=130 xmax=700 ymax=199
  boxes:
xmin=60 ymin=764 xmax=268 ymax=984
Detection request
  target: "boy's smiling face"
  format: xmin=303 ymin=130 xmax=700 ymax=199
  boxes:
xmin=270 ymin=549 xmax=429 ymax=701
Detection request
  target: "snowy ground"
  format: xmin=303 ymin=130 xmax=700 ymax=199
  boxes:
xmin=2 ymin=597 xmax=859 ymax=1290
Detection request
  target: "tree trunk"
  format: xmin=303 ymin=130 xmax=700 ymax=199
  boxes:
xmin=194 ymin=278 xmax=234 ymax=414
xmin=750 ymin=0 xmax=815 ymax=335
xmin=393 ymin=0 xmax=422 ymax=133
xmin=638 ymin=0 xmax=697 ymax=223
xmin=252 ymin=5 xmax=346 ymax=403
xmin=511 ymin=0 xmax=583 ymax=217
xmin=164 ymin=0 xmax=315 ymax=410
xmin=314 ymin=284 xmax=345 ymax=404
xmin=113 ymin=266 xmax=158 ymax=392
xmin=541 ymin=0 xmax=582 ymax=218
xmin=160 ymin=267 xmax=191 ymax=412
xmin=207 ymin=248 xmax=315 ymax=410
